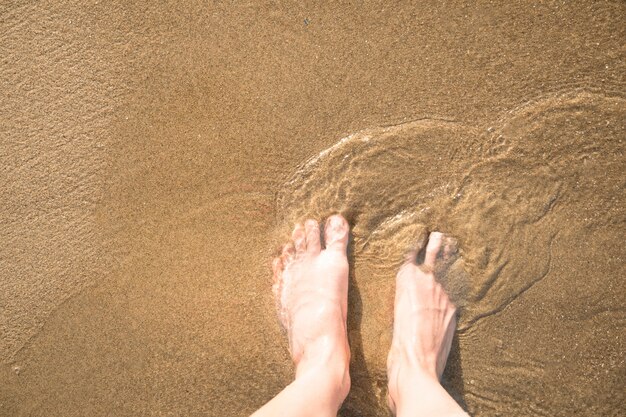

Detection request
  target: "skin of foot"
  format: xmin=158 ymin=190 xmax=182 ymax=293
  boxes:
xmin=386 ymin=231 xmax=468 ymax=417
xmin=252 ymin=215 xmax=351 ymax=417
xmin=273 ymin=214 xmax=352 ymax=386
xmin=254 ymin=221 xmax=467 ymax=417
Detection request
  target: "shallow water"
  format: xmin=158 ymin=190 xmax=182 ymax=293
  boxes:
xmin=279 ymin=89 xmax=625 ymax=414
xmin=281 ymin=90 xmax=624 ymax=326
xmin=1 ymin=2 xmax=625 ymax=417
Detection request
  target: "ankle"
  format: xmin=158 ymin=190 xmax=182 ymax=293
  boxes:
xmin=389 ymin=368 xmax=467 ymax=417
xmin=388 ymin=362 xmax=440 ymax=409
xmin=295 ymin=338 xmax=351 ymax=401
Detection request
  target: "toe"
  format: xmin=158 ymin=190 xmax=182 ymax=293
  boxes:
xmin=271 ymin=257 xmax=282 ymax=294
xmin=292 ymin=223 xmax=306 ymax=254
xmin=403 ymin=250 xmax=418 ymax=265
xmin=324 ymin=214 xmax=349 ymax=252
xmin=404 ymin=232 xmax=429 ymax=265
xmin=281 ymin=242 xmax=296 ymax=264
xmin=442 ymin=236 xmax=459 ymax=260
xmin=423 ymin=231 xmax=443 ymax=267
xmin=272 ymin=257 xmax=283 ymax=280
xmin=304 ymin=219 xmax=321 ymax=254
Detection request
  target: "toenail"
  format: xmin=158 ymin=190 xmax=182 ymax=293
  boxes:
xmin=329 ymin=215 xmax=345 ymax=228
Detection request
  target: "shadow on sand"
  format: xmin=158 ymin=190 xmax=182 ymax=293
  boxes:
xmin=442 ymin=322 xmax=469 ymax=413
xmin=339 ymin=229 xmax=380 ymax=416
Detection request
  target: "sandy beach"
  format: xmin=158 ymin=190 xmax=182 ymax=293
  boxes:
xmin=1 ymin=1 xmax=624 ymax=416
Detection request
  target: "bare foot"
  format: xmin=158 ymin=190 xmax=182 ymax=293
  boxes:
xmin=272 ymin=214 xmax=351 ymax=397
xmin=387 ymin=231 xmax=460 ymax=415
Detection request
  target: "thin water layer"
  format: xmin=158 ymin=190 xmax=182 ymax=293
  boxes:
xmin=278 ymin=89 xmax=625 ymax=414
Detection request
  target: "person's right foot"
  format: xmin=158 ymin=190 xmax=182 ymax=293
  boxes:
xmin=272 ymin=214 xmax=351 ymax=391
xmin=386 ymin=231 xmax=459 ymax=413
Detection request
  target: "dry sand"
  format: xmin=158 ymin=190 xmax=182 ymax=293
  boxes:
xmin=1 ymin=1 xmax=624 ymax=416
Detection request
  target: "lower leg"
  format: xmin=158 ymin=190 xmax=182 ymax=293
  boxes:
xmin=390 ymin=368 xmax=467 ymax=417
xmin=252 ymin=337 xmax=350 ymax=417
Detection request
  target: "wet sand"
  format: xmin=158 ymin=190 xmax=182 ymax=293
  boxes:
xmin=1 ymin=2 xmax=625 ymax=416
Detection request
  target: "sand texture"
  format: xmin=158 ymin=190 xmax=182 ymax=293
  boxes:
xmin=1 ymin=1 xmax=624 ymax=416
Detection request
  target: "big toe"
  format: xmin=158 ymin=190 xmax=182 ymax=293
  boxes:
xmin=324 ymin=214 xmax=349 ymax=252
xmin=423 ymin=231 xmax=444 ymax=268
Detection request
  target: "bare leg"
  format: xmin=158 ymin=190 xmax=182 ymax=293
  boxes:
xmin=387 ymin=232 xmax=469 ymax=417
xmin=252 ymin=215 xmax=351 ymax=417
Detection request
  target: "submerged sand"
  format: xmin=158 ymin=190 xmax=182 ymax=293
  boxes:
xmin=1 ymin=2 xmax=624 ymax=416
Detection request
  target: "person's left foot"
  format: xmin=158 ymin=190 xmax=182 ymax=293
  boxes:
xmin=272 ymin=215 xmax=351 ymax=386
xmin=386 ymin=231 xmax=459 ymax=414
